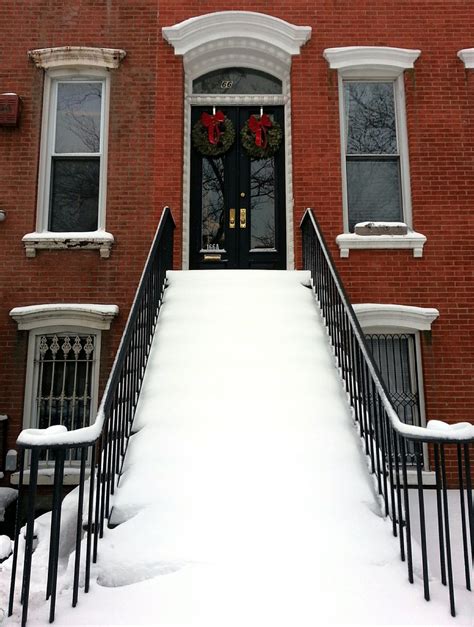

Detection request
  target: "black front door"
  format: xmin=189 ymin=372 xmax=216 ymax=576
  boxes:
xmin=190 ymin=106 xmax=286 ymax=269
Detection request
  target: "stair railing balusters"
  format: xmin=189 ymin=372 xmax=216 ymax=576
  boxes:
xmin=8 ymin=208 xmax=175 ymax=624
xmin=301 ymin=208 xmax=473 ymax=617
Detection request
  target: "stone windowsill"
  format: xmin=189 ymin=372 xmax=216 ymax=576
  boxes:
xmin=22 ymin=231 xmax=114 ymax=258
xmin=336 ymin=230 xmax=426 ymax=258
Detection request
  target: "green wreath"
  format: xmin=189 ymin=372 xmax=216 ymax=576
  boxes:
xmin=241 ymin=115 xmax=282 ymax=159
xmin=192 ymin=114 xmax=235 ymax=157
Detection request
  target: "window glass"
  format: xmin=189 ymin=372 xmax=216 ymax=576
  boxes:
xmin=344 ymin=82 xmax=397 ymax=155
xmin=201 ymin=157 xmax=225 ymax=250
xmin=344 ymin=81 xmax=402 ymax=232
xmin=193 ymin=68 xmax=282 ymax=95
xmin=49 ymin=159 xmax=100 ymax=232
xmin=346 ymin=160 xmax=402 ymax=231
xmin=250 ymin=158 xmax=276 ymax=249
xmin=48 ymin=79 xmax=104 ymax=232
xmin=55 ymin=82 xmax=102 ymax=153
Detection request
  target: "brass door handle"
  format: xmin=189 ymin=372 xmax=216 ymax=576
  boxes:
xmin=229 ymin=208 xmax=236 ymax=229
xmin=240 ymin=208 xmax=247 ymax=229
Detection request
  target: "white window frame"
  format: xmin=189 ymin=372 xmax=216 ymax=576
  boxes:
xmin=354 ymin=303 xmax=439 ymax=483
xmin=23 ymin=47 xmax=126 ymax=258
xmin=38 ymin=70 xmax=109 ymax=234
xmin=323 ymin=47 xmax=426 ymax=258
xmin=9 ymin=303 xmax=118 ymax=484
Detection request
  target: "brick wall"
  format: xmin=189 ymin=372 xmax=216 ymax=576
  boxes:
xmin=0 ymin=1 xmax=473 ymax=480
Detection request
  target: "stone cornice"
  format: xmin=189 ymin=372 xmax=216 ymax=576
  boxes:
xmin=323 ymin=46 xmax=421 ymax=76
xmin=353 ymin=304 xmax=439 ymax=331
xmin=10 ymin=304 xmax=119 ymax=331
xmin=28 ymin=46 xmax=126 ymax=70
xmin=163 ymin=11 xmax=311 ymax=58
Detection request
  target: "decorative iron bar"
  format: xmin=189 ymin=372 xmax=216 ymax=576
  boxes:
xmin=8 ymin=207 xmax=175 ymax=626
xmin=301 ymin=208 xmax=473 ymax=617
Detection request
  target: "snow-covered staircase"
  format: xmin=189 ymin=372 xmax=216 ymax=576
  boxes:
xmin=6 ymin=210 xmax=473 ymax=625
xmin=87 ymin=270 xmax=470 ymax=625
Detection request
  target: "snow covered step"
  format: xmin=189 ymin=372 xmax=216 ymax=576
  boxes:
xmin=92 ymin=270 xmax=472 ymax=626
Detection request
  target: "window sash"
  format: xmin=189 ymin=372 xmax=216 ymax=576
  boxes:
xmin=342 ymin=79 xmax=405 ymax=232
xmin=38 ymin=75 xmax=107 ymax=233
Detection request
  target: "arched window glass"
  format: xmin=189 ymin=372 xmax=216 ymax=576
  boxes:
xmin=193 ymin=68 xmax=282 ymax=95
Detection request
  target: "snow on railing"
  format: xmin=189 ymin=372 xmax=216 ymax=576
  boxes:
xmin=301 ymin=208 xmax=473 ymax=618
xmin=8 ymin=207 xmax=175 ymax=627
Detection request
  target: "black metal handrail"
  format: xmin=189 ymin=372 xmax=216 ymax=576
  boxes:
xmin=8 ymin=207 xmax=175 ymax=626
xmin=301 ymin=208 xmax=473 ymax=617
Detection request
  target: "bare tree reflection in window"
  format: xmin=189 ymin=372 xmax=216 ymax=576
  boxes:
xmin=55 ymin=83 xmax=102 ymax=154
xmin=251 ymin=158 xmax=275 ymax=248
xmin=202 ymin=157 xmax=225 ymax=249
xmin=344 ymin=82 xmax=402 ymax=230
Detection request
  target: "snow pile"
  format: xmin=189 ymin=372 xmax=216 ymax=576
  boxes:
xmin=3 ymin=271 xmax=472 ymax=625
xmin=0 ymin=535 xmax=12 ymax=561
xmin=0 ymin=488 xmax=17 ymax=521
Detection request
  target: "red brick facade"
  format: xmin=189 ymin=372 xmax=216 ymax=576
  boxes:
xmin=0 ymin=1 xmax=473 ymax=479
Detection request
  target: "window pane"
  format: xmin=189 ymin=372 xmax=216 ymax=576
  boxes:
xmin=50 ymin=158 xmax=99 ymax=232
xmin=55 ymin=82 xmax=102 ymax=153
xmin=193 ymin=68 xmax=282 ymax=95
xmin=250 ymin=158 xmax=275 ymax=249
xmin=201 ymin=157 xmax=225 ymax=250
xmin=347 ymin=159 xmax=402 ymax=231
xmin=345 ymin=82 xmax=397 ymax=155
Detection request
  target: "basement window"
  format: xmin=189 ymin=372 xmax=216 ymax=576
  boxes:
xmin=9 ymin=302 xmax=119 ymax=483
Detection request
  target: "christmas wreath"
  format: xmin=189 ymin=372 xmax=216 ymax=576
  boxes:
xmin=192 ymin=111 xmax=235 ymax=157
xmin=241 ymin=113 xmax=282 ymax=159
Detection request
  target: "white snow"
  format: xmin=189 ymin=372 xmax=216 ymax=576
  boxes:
xmin=0 ymin=536 xmax=12 ymax=561
xmin=9 ymin=304 xmax=119 ymax=317
xmin=0 ymin=488 xmax=17 ymax=521
xmin=22 ymin=231 xmax=114 ymax=241
xmin=2 ymin=271 xmax=472 ymax=625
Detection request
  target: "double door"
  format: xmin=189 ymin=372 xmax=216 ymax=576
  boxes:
xmin=190 ymin=106 xmax=286 ymax=269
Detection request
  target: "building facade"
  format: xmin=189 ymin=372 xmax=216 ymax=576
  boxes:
xmin=0 ymin=1 xmax=473 ymax=486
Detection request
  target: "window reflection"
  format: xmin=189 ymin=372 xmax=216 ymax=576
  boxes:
xmin=250 ymin=158 xmax=275 ymax=249
xmin=344 ymin=82 xmax=397 ymax=155
xmin=201 ymin=157 xmax=225 ymax=250
xmin=55 ymin=82 xmax=102 ymax=153
xmin=344 ymin=81 xmax=401 ymax=231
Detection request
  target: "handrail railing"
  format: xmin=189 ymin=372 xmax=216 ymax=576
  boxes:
xmin=8 ymin=207 xmax=175 ymax=626
xmin=301 ymin=208 xmax=473 ymax=617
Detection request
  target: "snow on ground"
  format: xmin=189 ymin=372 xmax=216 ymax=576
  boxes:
xmin=1 ymin=271 xmax=472 ymax=626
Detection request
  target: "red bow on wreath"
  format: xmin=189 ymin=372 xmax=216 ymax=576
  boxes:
xmin=201 ymin=111 xmax=225 ymax=145
xmin=248 ymin=114 xmax=273 ymax=148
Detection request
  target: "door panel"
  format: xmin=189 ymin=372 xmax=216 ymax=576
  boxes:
xmin=190 ymin=106 xmax=286 ymax=269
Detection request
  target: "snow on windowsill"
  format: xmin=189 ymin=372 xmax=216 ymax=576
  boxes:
xmin=22 ymin=230 xmax=114 ymax=258
xmin=336 ymin=229 xmax=426 ymax=258
xmin=10 ymin=303 xmax=119 ymax=331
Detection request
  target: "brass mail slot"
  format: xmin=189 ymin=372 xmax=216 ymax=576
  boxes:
xmin=203 ymin=254 xmax=222 ymax=261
